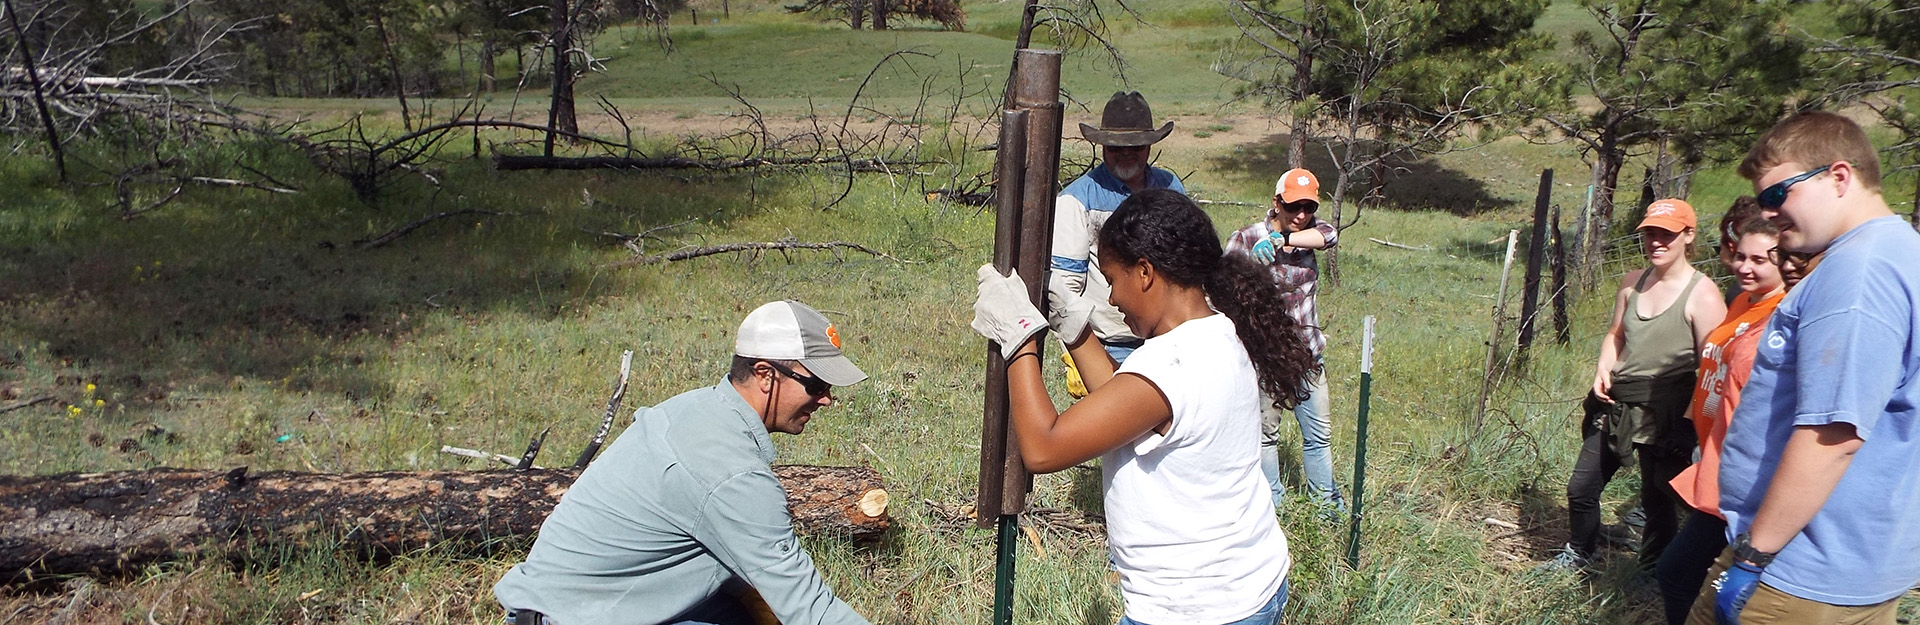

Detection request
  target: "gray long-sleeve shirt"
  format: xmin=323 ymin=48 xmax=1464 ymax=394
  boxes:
xmin=493 ymin=380 xmax=869 ymax=625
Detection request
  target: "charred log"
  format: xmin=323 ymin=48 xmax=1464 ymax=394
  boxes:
xmin=0 ymin=465 xmax=889 ymax=583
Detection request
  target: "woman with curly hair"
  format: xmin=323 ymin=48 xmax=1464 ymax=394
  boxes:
xmin=971 ymin=188 xmax=1314 ymax=625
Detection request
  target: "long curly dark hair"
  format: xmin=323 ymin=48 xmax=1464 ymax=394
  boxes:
xmin=1097 ymin=188 xmax=1320 ymax=408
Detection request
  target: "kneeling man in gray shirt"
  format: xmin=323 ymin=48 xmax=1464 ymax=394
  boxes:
xmin=495 ymin=300 xmax=872 ymax=625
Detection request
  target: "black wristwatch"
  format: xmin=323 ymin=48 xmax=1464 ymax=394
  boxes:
xmin=1731 ymin=532 xmax=1777 ymax=567
xmin=1280 ymin=230 xmax=1293 ymax=247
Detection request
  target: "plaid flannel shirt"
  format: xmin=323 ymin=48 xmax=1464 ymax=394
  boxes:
xmin=1224 ymin=215 xmax=1337 ymax=357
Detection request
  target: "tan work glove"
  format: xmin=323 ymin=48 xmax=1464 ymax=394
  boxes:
xmin=972 ymin=264 xmax=1048 ymax=359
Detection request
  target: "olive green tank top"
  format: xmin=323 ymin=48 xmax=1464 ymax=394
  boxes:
xmin=1613 ymin=270 xmax=1702 ymax=381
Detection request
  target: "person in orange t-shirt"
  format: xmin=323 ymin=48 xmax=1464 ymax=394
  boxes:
xmin=1653 ymin=213 xmax=1788 ymax=625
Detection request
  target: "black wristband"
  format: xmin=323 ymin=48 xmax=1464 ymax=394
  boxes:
xmin=1731 ymin=532 xmax=1777 ymax=568
xmin=1007 ymin=350 xmax=1041 ymax=366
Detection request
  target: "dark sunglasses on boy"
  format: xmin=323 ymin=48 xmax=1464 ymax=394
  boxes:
xmin=1757 ymin=164 xmax=1830 ymax=209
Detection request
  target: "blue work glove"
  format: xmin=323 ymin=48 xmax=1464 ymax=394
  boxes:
xmin=1713 ymin=560 xmax=1764 ymax=625
xmin=1249 ymin=231 xmax=1288 ymax=264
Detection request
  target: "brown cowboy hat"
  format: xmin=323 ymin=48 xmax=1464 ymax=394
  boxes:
xmin=1079 ymin=91 xmax=1174 ymax=147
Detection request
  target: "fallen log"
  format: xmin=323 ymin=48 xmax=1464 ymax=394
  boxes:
xmin=0 ymin=465 xmax=889 ymax=583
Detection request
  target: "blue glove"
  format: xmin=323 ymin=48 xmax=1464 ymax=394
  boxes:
xmin=1713 ymin=560 xmax=1764 ymax=625
xmin=1250 ymin=231 xmax=1288 ymax=264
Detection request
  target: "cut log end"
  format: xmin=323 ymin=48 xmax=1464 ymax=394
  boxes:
xmin=858 ymin=489 xmax=889 ymax=518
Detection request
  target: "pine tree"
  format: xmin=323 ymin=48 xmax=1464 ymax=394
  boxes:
xmin=1535 ymin=0 xmax=1802 ymax=289
xmin=1819 ymin=0 xmax=1920 ymax=228
xmin=1226 ymin=0 xmax=1555 ymax=284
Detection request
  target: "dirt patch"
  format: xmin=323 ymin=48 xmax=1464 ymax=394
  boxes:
xmin=1479 ymin=498 xmax=1571 ymax=571
xmin=1478 ymin=488 xmax=1648 ymax=572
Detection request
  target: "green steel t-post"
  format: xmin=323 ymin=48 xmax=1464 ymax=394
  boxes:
xmin=1347 ymin=315 xmax=1377 ymax=570
xmin=993 ymin=515 xmax=1018 ymax=625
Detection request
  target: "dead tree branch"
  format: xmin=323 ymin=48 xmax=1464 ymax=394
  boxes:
xmin=357 ymin=209 xmax=514 ymax=249
xmin=0 ymin=396 xmax=54 ymax=414
xmin=607 ymin=238 xmax=913 ymax=268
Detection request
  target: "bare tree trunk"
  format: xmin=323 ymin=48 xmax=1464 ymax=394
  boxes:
xmin=3 ymin=0 xmax=64 ymax=183
xmin=1324 ymin=173 xmax=1347 ymax=287
xmin=371 ymin=10 xmax=413 ymax=131
xmin=1321 ymin=81 xmax=1368 ymax=288
xmin=850 ymin=0 xmax=865 ymax=30
xmin=480 ymin=38 xmax=498 ymax=92
xmin=456 ymin=30 xmax=468 ymax=86
xmin=873 ymin=0 xmax=888 ymax=30
xmin=1285 ymin=16 xmax=1314 ymax=170
xmin=2 ymin=466 xmax=891 ymax=581
xmin=1911 ymin=169 xmax=1918 ymax=231
xmin=1580 ymin=126 xmax=1623 ymax=291
xmin=546 ymin=0 xmax=579 ymax=157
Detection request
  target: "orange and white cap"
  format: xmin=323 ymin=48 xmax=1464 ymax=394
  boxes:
xmin=1638 ymin=198 xmax=1696 ymax=233
xmin=735 ymin=301 xmax=867 ymax=386
xmin=1275 ymin=168 xmax=1321 ymax=206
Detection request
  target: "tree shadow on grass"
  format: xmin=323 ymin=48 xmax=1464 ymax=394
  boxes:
xmin=1205 ymin=133 xmax=1517 ymax=216
xmin=0 ymin=150 xmax=785 ymax=418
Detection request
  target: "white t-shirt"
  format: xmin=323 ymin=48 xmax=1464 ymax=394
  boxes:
xmin=1107 ymin=314 xmax=1291 ymax=625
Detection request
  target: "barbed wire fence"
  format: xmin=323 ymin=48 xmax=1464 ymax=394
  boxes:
xmin=1458 ymin=201 xmax=1736 ymax=488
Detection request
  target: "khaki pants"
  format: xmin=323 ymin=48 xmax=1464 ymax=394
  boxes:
xmin=1685 ymin=550 xmax=1898 ymax=625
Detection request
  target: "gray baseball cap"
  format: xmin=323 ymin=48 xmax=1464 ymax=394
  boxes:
xmin=734 ymin=301 xmax=867 ymax=387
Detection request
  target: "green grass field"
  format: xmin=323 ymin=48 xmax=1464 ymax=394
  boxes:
xmin=3 ymin=0 xmax=1918 ymax=623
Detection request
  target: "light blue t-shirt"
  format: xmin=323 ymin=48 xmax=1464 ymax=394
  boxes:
xmin=1717 ymin=216 xmax=1920 ymax=605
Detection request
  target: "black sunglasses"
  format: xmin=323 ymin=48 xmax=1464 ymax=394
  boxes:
xmin=1757 ymin=165 xmax=1829 ymax=209
xmin=766 ymin=361 xmax=831 ymax=397
xmin=1274 ymin=197 xmax=1318 ymax=214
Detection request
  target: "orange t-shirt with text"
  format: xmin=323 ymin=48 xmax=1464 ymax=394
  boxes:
xmin=1670 ymin=289 xmax=1785 ymax=518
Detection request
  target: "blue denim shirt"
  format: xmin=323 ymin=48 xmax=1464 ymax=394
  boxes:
xmin=494 ymin=380 xmax=868 ymax=625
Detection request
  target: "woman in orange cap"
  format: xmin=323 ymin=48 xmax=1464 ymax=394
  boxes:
xmin=1547 ymin=198 xmax=1726 ymax=573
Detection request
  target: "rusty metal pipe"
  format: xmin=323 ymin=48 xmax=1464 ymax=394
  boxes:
xmin=976 ymin=109 xmax=1028 ymax=527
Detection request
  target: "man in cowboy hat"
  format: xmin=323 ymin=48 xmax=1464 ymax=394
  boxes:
xmin=495 ymin=301 xmax=873 ymax=625
xmin=1045 ymin=91 xmax=1185 ymax=371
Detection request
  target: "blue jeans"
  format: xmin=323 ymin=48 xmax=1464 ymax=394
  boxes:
xmin=1260 ymin=363 xmax=1338 ymax=507
xmin=1118 ymin=579 xmax=1288 ymax=625
xmin=1103 ymin=338 xmax=1145 ymax=364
